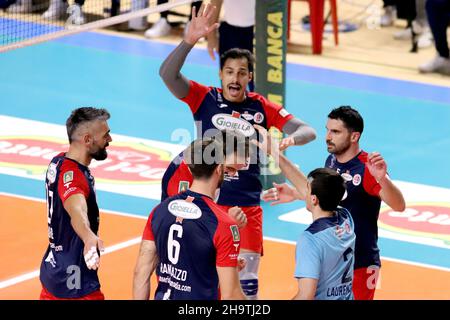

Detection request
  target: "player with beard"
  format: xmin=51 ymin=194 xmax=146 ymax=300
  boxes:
xmin=39 ymin=107 xmax=112 ymax=300
xmin=158 ymin=3 xmax=316 ymax=299
xmin=133 ymin=135 xmax=248 ymax=300
xmin=262 ymin=106 xmax=405 ymax=300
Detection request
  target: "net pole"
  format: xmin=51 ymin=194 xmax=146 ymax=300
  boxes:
xmin=254 ymin=0 xmax=288 ymax=188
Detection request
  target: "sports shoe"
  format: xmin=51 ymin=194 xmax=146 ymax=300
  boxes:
xmin=6 ymin=0 xmax=33 ymax=13
xmin=144 ymin=17 xmax=171 ymax=38
xmin=68 ymin=4 xmax=85 ymax=25
xmin=419 ymin=55 xmax=450 ymax=75
xmin=380 ymin=6 xmax=396 ymax=27
xmin=42 ymin=0 xmax=69 ymax=20
xmin=394 ymin=27 xmax=412 ymax=40
xmin=417 ymin=29 xmax=433 ymax=49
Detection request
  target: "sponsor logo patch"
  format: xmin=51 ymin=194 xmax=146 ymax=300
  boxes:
xmin=352 ymin=174 xmax=362 ymax=186
xmin=47 ymin=163 xmax=57 ymax=184
xmin=211 ymin=114 xmax=255 ymax=137
xmin=178 ymin=181 xmax=190 ymax=193
xmin=63 ymin=171 xmax=73 ymax=184
xmin=279 ymin=108 xmax=290 ymax=118
xmin=168 ymin=199 xmax=202 ymax=219
xmin=230 ymin=225 xmax=240 ymax=242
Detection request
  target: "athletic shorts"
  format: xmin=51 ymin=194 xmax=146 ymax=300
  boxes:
xmin=353 ymin=266 xmax=380 ymax=300
xmin=40 ymin=286 xmax=105 ymax=300
xmin=218 ymin=205 xmax=263 ymax=255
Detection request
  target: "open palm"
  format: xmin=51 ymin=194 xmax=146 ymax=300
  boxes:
xmin=185 ymin=3 xmax=219 ymax=45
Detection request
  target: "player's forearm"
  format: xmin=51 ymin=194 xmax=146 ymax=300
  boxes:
xmin=69 ymin=211 xmax=97 ymax=244
xmin=159 ymin=41 xmax=193 ymax=99
xmin=279 ymin=154 xmax=307 ymax=200
xmin=209 ymin=0 xmax=222 ymax=23
xmin=283 ymin=118 xmax=317 ymax=146
xmin=132 ymin=267 xmax=151 ymax=300
xmin=379 ymin=176 xmax=406 ymax=212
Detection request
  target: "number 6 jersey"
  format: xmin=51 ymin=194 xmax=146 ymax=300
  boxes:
xmin=143 ymin=189 xmax=241 ymax=300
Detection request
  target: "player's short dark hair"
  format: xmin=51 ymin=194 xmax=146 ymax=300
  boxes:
xmin=307 ymin=168 xmax=346 ymax=212
xmin=328 ymin=106 xmax=364 ymax=135
xmin=220 ymin=48 xmax=254 ymax=72
xmin=184 ymin=130 xmax=249 ymax=180
xmin=66 ymin=107 xmax=110 ymax=143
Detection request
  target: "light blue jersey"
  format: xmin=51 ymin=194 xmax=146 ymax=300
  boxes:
xmin=294 ymin=207 xmax=356 ymax=300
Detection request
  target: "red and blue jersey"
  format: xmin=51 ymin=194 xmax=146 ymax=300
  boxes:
xmin=160 ymin=152 xmax=193 ymax=202
xmin=180 ymin=80 xmax=293 ymax=206
xmin=40 ymin=153 xmax=100 ymax=298
xmin=143 ymin=189 xmax=241 ymax=300
xmin=325 ymin=151 xmax=382 ymax=269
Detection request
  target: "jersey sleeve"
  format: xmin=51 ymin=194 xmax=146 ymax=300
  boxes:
xmin=213 ymin=221 xmax=240 ymax=267
xmin=166 ymin=161 xmax=193 ymax=199
xmin=142 ymin=208 xmax=157 ymax=241
xmin=57 ymin=162 xmax=90 ymax=204
xmin=180 ymin=80 xmax=211 ymax=114
xmin=258 ymin=94 xmax=294 ymax=130
xmin=294 ymin=232 xmax=322 ymax=280
xmin=362 ymin=165 xmax=382 ymax=197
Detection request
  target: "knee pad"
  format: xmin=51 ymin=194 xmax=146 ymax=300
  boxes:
xmin=239 ymin=252 xmax=260 ymax=299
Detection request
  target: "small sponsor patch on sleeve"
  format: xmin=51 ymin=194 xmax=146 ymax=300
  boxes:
xmin=230 ymin=225 xmax=240 ymax=242
xmin=279 ymin=108 xmax=290 ymax=117
xmin=178 ymin=181 xmax=190 ymax=193
xmin=63 ymin=171 xmax=73 ymax=184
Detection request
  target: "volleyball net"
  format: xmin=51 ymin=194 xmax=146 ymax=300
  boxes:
xmin=0 ymin=0 xmax=193 ymax=52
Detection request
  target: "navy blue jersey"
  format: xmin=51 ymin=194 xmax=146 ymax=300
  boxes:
xmin=180 ymin=81 xmax=293 ymax=206
xmin=160 ymin=152 xmax=192 ymax=202
xmin=295 ymin=207 xmax=356 ymax=300
xmin=325 ymin=151 xmax=382 ymax=269
xmin=143 ymin=190 xmax=241 ymax=300
xmin=40 ymin=153 xmax=100 ymax=298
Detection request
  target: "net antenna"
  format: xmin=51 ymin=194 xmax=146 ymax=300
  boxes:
xmin=0 ymin=0 xmax=193 ymax=53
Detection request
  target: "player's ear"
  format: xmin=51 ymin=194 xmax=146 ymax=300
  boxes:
xmin=248 ymin=71 xmax=253 ymax=81
xmin=311 ymin=194 xmax=319 ymax=206
xmin=351 ymin=131 xmax=360 ymax=143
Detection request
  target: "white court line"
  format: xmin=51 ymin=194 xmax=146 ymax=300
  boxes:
xmin=263 ymin=236 xmax=450 ymax=273
xmin=0 ymin=192 xmax=148 ymax=220
xmin=1 ymin=192 xmax=448 ymax=290
xmin=0 ymin=192 xmax=145 ymax=290
xmin=0 ymin=237 xmax=142 ymax=290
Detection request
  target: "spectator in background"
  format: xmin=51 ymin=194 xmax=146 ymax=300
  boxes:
xmin=381 ymin=0 xmax=433 ymax=49
xmin=419 ymin=0 xmax=450 ymax=75
xmin=129 ymin=0 xmax=202 ymax=39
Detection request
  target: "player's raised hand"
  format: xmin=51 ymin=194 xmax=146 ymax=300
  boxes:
xmin=228 ymin=206 xmax=247 ymax=228
xmin=83 ymin=236 xmax=104 ymax=270
xmin=261 ymin=182 xmax=298 ymax=206
xmin=366 ymin=152 xmax=387 ymax=182
xmin=185 ymin=3 xmax=219 ymax=45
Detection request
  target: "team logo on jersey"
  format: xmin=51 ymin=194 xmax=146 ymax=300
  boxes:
xmin=211 ymin=114 xmax=255 ymax=137
xmin=219 ymin=103 xmax=228 ymax=108
xmin=168 ymin=199 xmax=202 ymax=219
xmin=341 ymin=172 xmax=353 ymax=182
xmin=254 ymin=112 xmax=264 ymax=124
xmin=0 ymin=137 xmax=173 ymax=184
xmin=279 ymin=108 xmax=290 ymax=118
xmin=378 ymin=202 xmax=450 ymax=244
xmin=178 ymin=181 xmax=190 ymax=193
xmin=352 ymin=174 xmax=362 ymax=186
xmin=63 ymin=171 xmax=73 ymax=184
xmin=47 ymin=163 xmax=57 ymax=184
xmin=230 ymin=225 xmax=240 ymax=242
